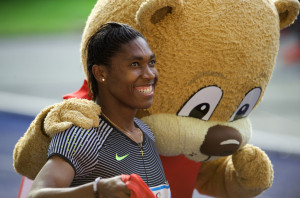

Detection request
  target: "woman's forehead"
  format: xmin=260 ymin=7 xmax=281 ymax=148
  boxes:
xmin=117 ymin=37 xmax=153 ymax=58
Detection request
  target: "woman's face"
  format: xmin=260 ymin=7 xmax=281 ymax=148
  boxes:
xmin=104 ymin=37 xmax=158 ymax=110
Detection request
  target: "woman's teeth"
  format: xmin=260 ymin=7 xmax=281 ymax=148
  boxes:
xmin=136 ymin=86 xmax=153 ymax=94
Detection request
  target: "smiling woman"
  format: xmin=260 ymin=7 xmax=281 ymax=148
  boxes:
xmin=26 ymin=22 xmax=170 ymax=198
xmin=92 ymin=36 xmax=157 ymax=110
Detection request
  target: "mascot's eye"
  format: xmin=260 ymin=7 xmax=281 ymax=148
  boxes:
xmin=229 ymin=87 xmax=261 ymax=122
xmin=177 ymin=86 xmax=223 ymax=121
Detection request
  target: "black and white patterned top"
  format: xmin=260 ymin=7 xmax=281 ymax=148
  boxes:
xmin=48 ymin=116 xmax=168 ymax=188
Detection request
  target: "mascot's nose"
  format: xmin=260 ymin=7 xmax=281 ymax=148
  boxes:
xmin=200 ymin=125 xmax=242 ymax=156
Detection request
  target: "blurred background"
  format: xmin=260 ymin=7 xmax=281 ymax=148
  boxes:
xmin=0 ymin=0 xmax=299 ymax=197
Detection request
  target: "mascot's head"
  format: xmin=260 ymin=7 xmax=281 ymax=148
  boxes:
xmin=81 ymin=0 xmax=299 ymax=161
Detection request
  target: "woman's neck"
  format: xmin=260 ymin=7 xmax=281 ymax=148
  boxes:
xmin=96 ymin=98 xmax=137 ymax=132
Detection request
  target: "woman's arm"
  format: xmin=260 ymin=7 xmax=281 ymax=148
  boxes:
xmin=27 ymin=156 xmax=130 ymax=198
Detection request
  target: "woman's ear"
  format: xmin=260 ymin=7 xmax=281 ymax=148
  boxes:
xmin=92 ymin=65 xmax=107 ymax=82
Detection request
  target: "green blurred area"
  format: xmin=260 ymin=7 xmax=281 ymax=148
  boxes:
xmin=0 ymin=0 xmax=97 ymax=36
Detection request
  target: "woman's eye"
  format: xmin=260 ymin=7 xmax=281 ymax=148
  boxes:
xmin=149 ymin=60 xmax=156 ymax=65
xmin=131 ymin=62 xmax=139 ymax=67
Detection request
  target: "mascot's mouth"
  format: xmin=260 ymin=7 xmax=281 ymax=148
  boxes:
xmin=188 ymin=152 xmax=211 ymax=162
xmin=203 ymin=156 xmax=211 ymax=162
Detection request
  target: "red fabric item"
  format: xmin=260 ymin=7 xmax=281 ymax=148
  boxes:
xmin=160 ymin=155 xmax=202 ymax=198
xmin=283 ymin=41 xmax=300 ymax=64
xmin=63 ymin=79 xmax=92 ymax=100
xmin=121 ymin=174 xmax=155 ymax=198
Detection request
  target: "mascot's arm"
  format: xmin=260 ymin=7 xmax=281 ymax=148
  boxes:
xmin=196 ymin=144 xmax=273 ymax=198
xmin=13 ymin=105 xmax=54 ymax=179
xmin=13 ymin=98 xmax=100 ymax=179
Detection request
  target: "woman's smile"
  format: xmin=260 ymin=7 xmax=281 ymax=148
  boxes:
xmin=135 ymin=85 xmax=154 ymax=96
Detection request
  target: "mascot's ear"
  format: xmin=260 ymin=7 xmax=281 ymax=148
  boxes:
xmin=136 ymin=0 xmax=184 ymax=31
xmin=274 ymin=0 xmax=300 ymax=30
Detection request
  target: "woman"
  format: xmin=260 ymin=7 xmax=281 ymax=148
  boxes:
xmin=27 ymin=23 xmax=170 ymax=198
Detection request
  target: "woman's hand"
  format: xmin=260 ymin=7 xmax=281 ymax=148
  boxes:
xmin=98 ymin=176 xmax=131 ymax=198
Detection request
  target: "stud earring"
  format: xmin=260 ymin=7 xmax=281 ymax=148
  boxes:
xmin=102 ymin=78 xmax=105 ymax=82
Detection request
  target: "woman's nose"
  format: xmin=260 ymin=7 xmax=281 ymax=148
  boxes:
xmin=142 ymin=66 xmax=156 ymax=79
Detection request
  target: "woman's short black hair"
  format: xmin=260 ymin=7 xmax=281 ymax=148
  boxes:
xmin=86 ymin=22 xmax=145 ymax=100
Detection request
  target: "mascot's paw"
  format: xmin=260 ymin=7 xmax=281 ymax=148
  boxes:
xmin=232 ymin=144 xmax=274 ymax=190
xmin=44 ymin=98 xmax=101 ymax=137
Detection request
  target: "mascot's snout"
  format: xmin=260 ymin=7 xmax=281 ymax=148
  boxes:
xmin=200 ymin=125 xmax=242 ymax=156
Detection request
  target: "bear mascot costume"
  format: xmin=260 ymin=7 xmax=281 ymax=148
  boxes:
xmin=13 ymin=0 xmax=299 ymax=197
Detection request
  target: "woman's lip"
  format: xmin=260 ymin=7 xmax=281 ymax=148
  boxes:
xmin=136 ymin=85 xmax=153 ymax=89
